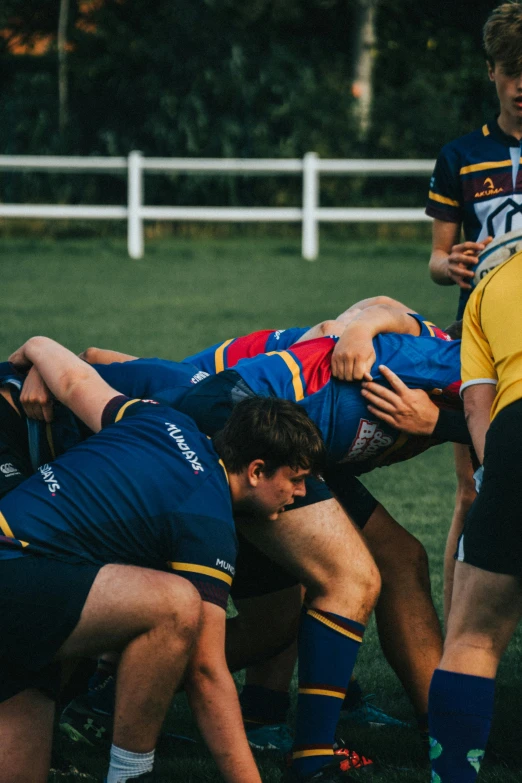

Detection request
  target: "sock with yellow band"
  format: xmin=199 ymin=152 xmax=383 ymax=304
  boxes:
xmin=291 ymin=607 xmax=365 ymax=778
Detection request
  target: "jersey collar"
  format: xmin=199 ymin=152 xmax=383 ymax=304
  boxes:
xmin=486 ymin=115 xmax=522 ymax=148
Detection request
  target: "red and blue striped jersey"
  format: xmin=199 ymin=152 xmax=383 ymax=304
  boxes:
xmin=184 ymin=327 xmax=310 ymax=374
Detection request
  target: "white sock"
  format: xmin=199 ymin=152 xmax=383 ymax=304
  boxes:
xmin=106 ymin=744 xmax=155 ymax=783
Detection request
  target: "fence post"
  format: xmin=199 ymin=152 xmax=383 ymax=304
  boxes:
xmin=302 ymin=151 xmax=319 ymax=261
xmin=128 ymin=150 xmax=144 ymax=259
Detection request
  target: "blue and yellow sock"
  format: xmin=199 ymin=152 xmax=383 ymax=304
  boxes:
xmin=292 ymin=607 xmax=365 ymax=778
xmin=428 ymin=669 xmax=495 ymax=783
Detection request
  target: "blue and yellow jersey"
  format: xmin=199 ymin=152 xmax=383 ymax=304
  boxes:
xmin=232 ymin=315 xmax=461 ymax=464
xmin=184 ymin=327 xmax=310 ymax=375
xmin=0 ymin=397 xmax=237 ymax=609
xmin=426 ymin=117 xmax=522 ymax=316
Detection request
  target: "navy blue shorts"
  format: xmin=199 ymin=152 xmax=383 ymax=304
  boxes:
xmin=0 ymin=555 xmax=100 ymax=703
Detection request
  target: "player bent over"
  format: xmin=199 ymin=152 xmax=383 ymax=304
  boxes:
xmin=429 ymin=249 xmax=522 ymax=782
xmin=0 ymin=336 xmax=325 ymax=783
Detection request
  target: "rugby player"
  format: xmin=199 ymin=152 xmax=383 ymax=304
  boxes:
xmin=426 ymin=2 xmax=522 ymax=623
xmin=0 ymin=335 xmax=325 ymax=783
xmin=429 ymin=248 xmax=522 ymax=783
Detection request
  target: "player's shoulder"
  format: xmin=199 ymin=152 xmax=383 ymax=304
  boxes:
xmin=437 ymin=125 xmax=490 ymax=163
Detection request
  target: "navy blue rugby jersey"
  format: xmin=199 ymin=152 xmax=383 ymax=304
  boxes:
xmin=426 ymin=117 xmax=522 ymax=316
xmin=25 ymin=358 xmax=209 ymax=467
xmin=0 ymin=397 xmax=237 ymax=609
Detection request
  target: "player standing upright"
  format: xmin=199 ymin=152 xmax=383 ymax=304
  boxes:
xmin=426 ymin=2 xmax=522 ymax=620
xmin=429 ymin=247 xmax=522 ymax=783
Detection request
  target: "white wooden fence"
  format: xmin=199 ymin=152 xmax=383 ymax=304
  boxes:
xmin=0 ymin=152 xmax=434 ymax=260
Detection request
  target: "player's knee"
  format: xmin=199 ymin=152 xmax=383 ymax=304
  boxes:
xmin=152 ymin=575 xmax=202 ymax=643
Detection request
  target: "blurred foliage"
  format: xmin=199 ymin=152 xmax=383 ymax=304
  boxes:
xmin=0 ymin=0 xmax=502 ymax=209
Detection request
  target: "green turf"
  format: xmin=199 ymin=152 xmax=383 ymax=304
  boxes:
xmin=1 ymin=236 xmax=520 ymax=782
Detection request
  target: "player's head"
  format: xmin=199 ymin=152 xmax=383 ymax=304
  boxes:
xmin=444 ymin=320 xmax=463 ymax=340
xmin=484 ymin=3 xmax=522 ymax=76
xmin=213 ymin=396 xmax=326 ymax=520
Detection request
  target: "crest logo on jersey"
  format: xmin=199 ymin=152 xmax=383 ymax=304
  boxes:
xmin=165 ymin=422 xmax=204 ymax=472
xmin=344 ymin=419 xmax=393 ymax=462
xmin=39 ymin=463 xmax=60 ymax=495
xmin=0 ymin=462 xmax=20 ymax=477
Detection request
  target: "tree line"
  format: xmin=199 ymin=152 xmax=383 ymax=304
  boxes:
xmin=0 ymin=0 xmax=500 ymax=210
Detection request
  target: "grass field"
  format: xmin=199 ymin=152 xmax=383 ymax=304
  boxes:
xmin=1 ymin=236 xmax=521 ymax=782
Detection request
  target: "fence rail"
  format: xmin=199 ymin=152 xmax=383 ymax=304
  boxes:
xmin=0 ymin=152 xmax=434 ymax=260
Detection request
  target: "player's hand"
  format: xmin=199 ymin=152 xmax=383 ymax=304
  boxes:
xmin=446 ymin=237 xmax=492 ymax=289
xmin=331 ymin=324 xmax=375 ymax=381
xmin=20 ymin=365 xmax=54 ymax=422
xmin=361 ymin=364 xmax=439 ymax=435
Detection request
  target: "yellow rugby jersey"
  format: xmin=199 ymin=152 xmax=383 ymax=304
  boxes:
xmin=461 ymin=249 xmax=522 ymax=420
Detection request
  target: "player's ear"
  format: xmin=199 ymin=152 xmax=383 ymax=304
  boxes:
xmin=486 ymin=60 xmax=495 ymax=81
xmin=246 ymin=459 xmax=266 ymax=486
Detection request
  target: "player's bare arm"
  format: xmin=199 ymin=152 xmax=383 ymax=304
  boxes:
xmin=331 ymin=305 xmax=422 ymax=382
xmin=462 ymin=383 xmax=496 ymax=464
xmin=79 ymin=346 xmax=139 ymax=364
xmin=430 ymin=219 xmax=491 ymax=289
xmin=361 ymin=365 xmax=439 ymax=435
xmin=184 ymin=603 xmax=262 ymax=783
xmin=295 ymin=295 xmax=415 ymax=344
xmin=9 ymin=336 xmax=118 ymax=433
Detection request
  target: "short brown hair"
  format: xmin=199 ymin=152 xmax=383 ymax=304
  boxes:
xmin=212 ymin=396 xmax=326 ymax=476
xmin=484 ymin=2 xmax=522 ymax=75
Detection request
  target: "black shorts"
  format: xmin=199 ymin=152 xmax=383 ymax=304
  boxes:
xmin=458 ymin=398 xmax=522 ymax=575
xmin=0 ymin=555 xmax=100 ymax=703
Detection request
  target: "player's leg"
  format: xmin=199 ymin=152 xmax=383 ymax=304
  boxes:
xmin=431 ymin=403 xmax=522 ymax=782
xmin=429 ymin=562 xmax=522 ymax=783
xmin=238 ymin=495 xmax=380 ymax=779
xmin=363 ymin=503 xmax=443 ymax=722
xmin=0 ymin=689 xmax=55 ymax=783
xmin=230 ymin=585 xmax=302 ymax=751
xmin=443 ymin=443 xmax=476 ymax=627
xmin=57 ymin=563 xmax=202 ymax=754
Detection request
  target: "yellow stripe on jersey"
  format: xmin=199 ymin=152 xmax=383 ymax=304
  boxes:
xmin=293 ymin=749 xmax=335 ymax=760
xmin=218 ymin=459 xmax=229 ymax=485
xmin=115 ymin=398 xmax=141 ymax=422
xmin=482 ymin=124 xmax=490 ymax=137
xmin=298 ymin=687 xmax=346 ymax=699
xmin=170 ymin=562 xmax=233 ymax=586
xmin=266 ymin=351 xmax=305 ymax=401
xmin=428 ymin=191 xmax=460 ymax=207
xmin=0 ymin=511 xmax=29 ymax=547
xmin=215 ymin=339 xmax=234 ymax=374
xmin=459 ymin=160 xmax=511 ymax=175
xmin=423 ymin=321 xmax=436 ymax=337
xmin=45 ymin=423 xmax=56 ymax=460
